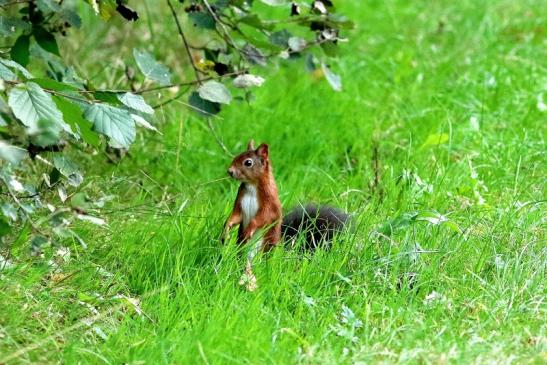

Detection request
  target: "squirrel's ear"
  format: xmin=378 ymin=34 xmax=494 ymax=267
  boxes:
xmin=247 ymin=139 xmax=255 ymax=151
xmin=256 ymin=143 xmax=269 ymax=159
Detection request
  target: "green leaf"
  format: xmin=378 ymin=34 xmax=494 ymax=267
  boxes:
xmin=0 ymin=217 xmax=11 ymax=238
xmin=188 ymin=91 xmax=221 ymax=116
xmin=8 ymin=82 xmax=65 ymax=131
xmin=0 ymin=59 xmax=33 ymax=79
xmin=77 ymin=291 xmax=97 ymax=303
xmin=0 ymin=16 xmax=31 ymax=37
xmin=60 ymin=8 xmax=82 ymax=28
xmin=305 ymin=54 xmax=319 ymax=71
xmin=37 ymin=0 xmax=61 ymax=13
xmin=76 ymin=214 xmax=106 ymax=226
xmin=1 ymin=203 xmax=18 ymax=222
xmin=30 ymin=119 xmax=62 ymax=147
xmin=240 ymin=14 xmax=272 ymax=30
xmin=327 ymin=15 xmax=355 ymax=30
xmin=321 ymin=63 xmax=342 ymax=91
xmin=93 ymin=91 xmax=120 ymax=104
xmin=269 ymin=29 xmax=292 ymax=48
xmin=84 ymin=104 xmax=135 ymax=148
xmin=71 ymin=192 xmax=91 ymax=211
xmin=117 ymin=92 xmax=154 ymax=114
xmin=33 ymin=26 xmax=60 ymax=56
xmin=53 ymin=155 xmax=82 ymax=186
xmin=320 ymin=41 xmax=339 ymax=58
xmin=133 ymin=48 xmax=172 ymax=86
xmin=242 ymin=44 xmax=266 ymax=66
xmin=53 ymin=155 xmax=78 ymax=178
xmin=415 ymin=210 xmax=448 ymax=225
xmin=198 ymin=80 xmax=232 ymax=105
xmin=49 ymin=167 xmax=61 ymax=186
xmin=421 ymin=133 xmax=449 ymax=148
xmin=214 ymin=0 xmax=232 ymax=9
xmin=53 ymin=96 xmax=100 ymax=147
xmin=376 ymin=212 xmax=418 ymax=236
xmin=415 ymin=210 xmax=461 ymax=232
xmin=0 ymin=141 xmax=28 ymax=165
xmin=442 ymin=221 xmax=462 ymax=233
xmin=0 ymin=62 xmax=17 ymax=82
xmin=30 ymin=235 xmax=49 ymax=252
xmin=10 ymin=34 xmax=30 ymax=67
xmin=241 ymin=35 xmax=280 ymax=52
xmin=132 ymin=114 xmax=158 ymax=133
xmin=377 ymin=210 xmax=459 ymax=237
xmin=0 ymin=94 xmax=8 ymax=111
xmin=188 ymin=11 xmax=216 ymax=29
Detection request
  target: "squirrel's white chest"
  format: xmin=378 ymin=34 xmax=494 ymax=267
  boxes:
xmin=241 ymin=184 xmax=259 ymax=228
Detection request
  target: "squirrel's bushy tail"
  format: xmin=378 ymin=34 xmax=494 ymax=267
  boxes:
xmin=281 ymin=204 xmax=350 ymax=250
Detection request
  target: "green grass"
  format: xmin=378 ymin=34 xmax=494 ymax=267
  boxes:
xmin=1 ymin=0 xmax=546 ymax=363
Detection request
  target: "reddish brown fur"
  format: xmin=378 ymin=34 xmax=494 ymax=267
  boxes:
xmin=223 ymin=140 xmax=282 ymax=251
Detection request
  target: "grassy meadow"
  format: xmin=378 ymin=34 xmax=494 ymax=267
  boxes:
xmin=1 ymin=0 xmax=546 ymax=363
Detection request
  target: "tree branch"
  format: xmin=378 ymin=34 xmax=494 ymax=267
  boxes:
xmin=152 ymin=86 xmax=191 ymax=109
xmin=202 ymin=0 xmax=238 ymax=49
xmin=136 ymin=70 xmax=245 ymax=94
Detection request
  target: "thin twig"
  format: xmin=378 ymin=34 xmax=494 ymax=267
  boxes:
xmin=202 ymin=0 xmax=261 ymax=62
xmin=207 ymin=118 xmax=233 ymax=157
xmin=4 ymin=80 xmax=92 ymax=104
xmin=152 ymin=86 xmax=191 ymax=109
xmin=262 ymin=15 xmax=317 ymax=25
xmin=0 ymin=192 xmax=40 ymax=199
xmin=202 ymin=0 xmax=238 ymax=50
xmin=1 ymin=179 xmax=41 ymax=232
xmin=166 ymin=0 xmax=202 ymax=84
xmin=169 ymin=98 xmax=223 ymax=118
xmin=137 ymin=71 xmax=245 ymax=94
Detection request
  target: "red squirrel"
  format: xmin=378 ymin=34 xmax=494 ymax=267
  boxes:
xmin=224 ymin=140 xmax=349 ymax=290
xmin=223 ymin=140 xmax=282 ymax=252
xmin=224 ymin=140 xmax=349 ymax=253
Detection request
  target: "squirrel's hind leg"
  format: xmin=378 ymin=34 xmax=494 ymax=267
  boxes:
xmin=239 ymin=260 xmax=258 ymax=291
xmin=238 ymin=239 xmax=262 ymax=291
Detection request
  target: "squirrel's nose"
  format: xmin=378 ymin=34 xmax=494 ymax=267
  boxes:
xmin=227 ymin=168 xmax=234 ymax=177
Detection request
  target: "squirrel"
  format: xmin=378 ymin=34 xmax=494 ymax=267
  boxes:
xmin=223 ymin=140 xmax=349 ymax=289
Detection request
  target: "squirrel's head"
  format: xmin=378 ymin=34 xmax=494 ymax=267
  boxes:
xmin=227 ymin=139 xmax=270 ymax=184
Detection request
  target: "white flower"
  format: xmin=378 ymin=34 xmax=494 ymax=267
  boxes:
xmin=233 ymin=74 xmax=265 ymax=88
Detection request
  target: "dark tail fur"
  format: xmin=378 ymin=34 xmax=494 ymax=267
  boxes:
xmin=281 ymin=204 xmax=350 ymax=250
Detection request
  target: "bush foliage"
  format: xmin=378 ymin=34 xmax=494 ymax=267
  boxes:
xmin=0 ymin=0 xmax=352 ymax=250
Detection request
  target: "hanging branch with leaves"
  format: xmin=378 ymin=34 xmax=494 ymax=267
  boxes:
xmin=0 ymin=0 xmax=352 ymax=253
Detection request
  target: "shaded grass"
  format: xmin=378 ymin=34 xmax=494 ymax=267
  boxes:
xmin=1 ymin=0 xmax=546 ymax=363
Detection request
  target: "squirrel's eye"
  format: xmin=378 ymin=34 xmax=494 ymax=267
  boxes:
xmin=244 ymin=159 xmax=253 ymax=167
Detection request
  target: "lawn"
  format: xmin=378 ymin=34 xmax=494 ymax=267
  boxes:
xmin=1 ymin=0 xmax=545 ymax=363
